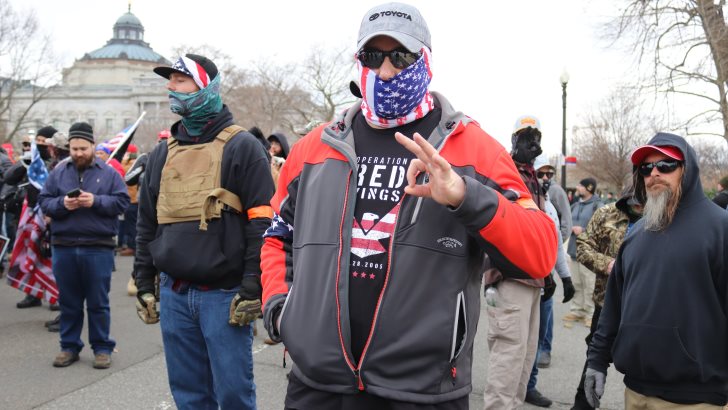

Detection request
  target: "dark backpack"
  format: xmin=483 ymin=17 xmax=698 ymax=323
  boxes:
xmin=2 ymin=183 xmax=26 ymax=214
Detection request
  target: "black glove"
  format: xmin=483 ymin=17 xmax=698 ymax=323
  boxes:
xmin=229 ymin=275 xmax=263 ymax=326
xmin=561 ymin=276 xmax=575 ymax=303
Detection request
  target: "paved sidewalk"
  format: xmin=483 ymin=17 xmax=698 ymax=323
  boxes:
xmin=0 ymin=254 xmax=625 ymax=409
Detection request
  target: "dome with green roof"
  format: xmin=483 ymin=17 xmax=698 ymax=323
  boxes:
xmin=82 ymin=8 xmax=169 ymax=64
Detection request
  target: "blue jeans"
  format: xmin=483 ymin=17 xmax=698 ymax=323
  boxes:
xmin=528 ymin=296 xmax=553 ymax=391
xmin=159 ymin=273 xmax=256 ymax=410
xmin=118 ymin=203 xmax=138 ymax=249
xmin=53 ymin=246 xmax=115 ymax=354
xmin=542 ymin=295 xmax=554 ymax=353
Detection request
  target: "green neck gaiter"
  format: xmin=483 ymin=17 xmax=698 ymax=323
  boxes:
xmin=168 ymin=75 xmax=223 ymax=136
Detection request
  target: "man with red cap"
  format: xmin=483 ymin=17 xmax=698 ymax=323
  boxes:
xmin=584 ymin=132 xmax=728 ymax=408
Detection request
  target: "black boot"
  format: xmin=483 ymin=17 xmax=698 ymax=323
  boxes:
xmin=525 ymin=389 xmax=553 ymax=408
xmin=17 ymin=294 xmax=42 ymax=309
xmin=45 ymin=314 xmax=60 ymax=328
xmin=46 ymin=314 xmax=61 ymax=332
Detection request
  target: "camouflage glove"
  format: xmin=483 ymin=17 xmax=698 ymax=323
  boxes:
xmin=228 ymin=275 xmax=262 ymax=326
xmin=136 ymin=292 xmax=159 ymax=324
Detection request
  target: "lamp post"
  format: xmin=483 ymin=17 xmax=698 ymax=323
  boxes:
xmin=560 ymin=69 xmax=569 ymax=189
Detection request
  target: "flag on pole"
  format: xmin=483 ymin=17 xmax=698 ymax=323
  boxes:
xmin=27 ymin=141 xmax=49 ymax=190
xmin=6 ymin=201 xmax=56 ymax=303
xmin=6 ymin=140 xmax=56 ymax=303
xmin=108 ymin=111 xmax=146 ymax=164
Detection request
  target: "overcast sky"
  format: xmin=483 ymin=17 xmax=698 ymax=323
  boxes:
xmin=12 ymin=0 xmax=634 ymax=154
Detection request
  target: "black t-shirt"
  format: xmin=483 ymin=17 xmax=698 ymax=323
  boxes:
xmin=348 ymin=108 xmax=441 ymax=364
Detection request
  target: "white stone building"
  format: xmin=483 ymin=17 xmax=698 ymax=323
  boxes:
xmin=6 ymin=8 xmax=171 ymax=144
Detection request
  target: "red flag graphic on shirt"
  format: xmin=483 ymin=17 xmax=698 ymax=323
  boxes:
xmin=351 ymin=203 xmax=400 ymax=258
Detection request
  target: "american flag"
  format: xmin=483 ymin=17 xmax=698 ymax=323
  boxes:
xmin=27 ymin=141 xmax=48 ymax=190
xmin=350 ymin=204 xmax=399 ymax=259
xmin=108 ymin=111 xmax=146 ymax=163
xmin=264 ymin=212 xmax=294 ymax=240
xmin=6 ymin=201 xmax=57 ymax=303
xmin=6 ymin=141 xmax=56 ymax=302
xmin=359 ymin=47 xmax=434 ymax=128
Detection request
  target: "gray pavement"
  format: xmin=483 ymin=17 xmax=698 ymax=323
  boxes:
xmin=0 ymin=254 xmax=625 ymax=409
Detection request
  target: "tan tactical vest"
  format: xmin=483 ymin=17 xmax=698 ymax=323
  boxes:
xmin=157 ymin=125 xmax=244 ymax=231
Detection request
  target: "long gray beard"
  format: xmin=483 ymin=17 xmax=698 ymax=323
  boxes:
xmin=643 ymin=187 xmax=672 ymax=231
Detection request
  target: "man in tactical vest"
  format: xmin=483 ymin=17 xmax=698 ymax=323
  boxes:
xmin=134 ymin=54 xmax=274 ymax=410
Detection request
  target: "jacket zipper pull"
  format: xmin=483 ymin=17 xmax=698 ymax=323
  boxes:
xmin=451 ymin=363 xmax=457 ymax=384
xmin=354 ymin=369 xmax=364 ymax=391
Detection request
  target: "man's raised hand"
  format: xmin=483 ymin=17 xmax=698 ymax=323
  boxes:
xmin=394 ymin=132 xmax=465 ymax=208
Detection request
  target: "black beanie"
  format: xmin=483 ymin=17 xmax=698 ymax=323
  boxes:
xmin=579 ymin=177 xmax=597 ymax=194
xmin=68 ymin=122 xmax=95 ymax=144
xmin=36 ymin=126 xmax=58 ymax=139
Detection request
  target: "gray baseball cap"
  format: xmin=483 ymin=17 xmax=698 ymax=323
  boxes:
xmin=357 ymin=2 xmax=431 ymax=53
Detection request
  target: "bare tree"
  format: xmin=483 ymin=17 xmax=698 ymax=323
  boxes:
xmin=0 ymin=0 xmax=60 ymax=142
xmin=297 ymin=44 xmax=357 ymax=125
xmin=572 ymin=86 xmax=662 ymax=191
xmin=166 ymin=43 xmax=356 ymax=143
xmin=607 ymin=0 xmax=728 ymax=143
xmin=691 ymin=137 xmax=728 ymax=192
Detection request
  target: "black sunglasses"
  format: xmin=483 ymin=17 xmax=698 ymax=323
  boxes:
xmin=356 ymin=48 xmax=422 ymax=69
xmin=638 ymin=159 xmax=681 ymax=176
xmin=537 ymin=171 xmax=555 ymax=179
xmin=21 ymin=142 xmax=31 ymax=147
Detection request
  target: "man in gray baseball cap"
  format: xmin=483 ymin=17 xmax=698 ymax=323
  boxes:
xmin=261 ymin=2 xmax=557 ymax=409
xmin=356 ymin=2 xmax=431 ymax=53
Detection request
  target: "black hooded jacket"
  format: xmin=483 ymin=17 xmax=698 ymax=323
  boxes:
xmin=268 ymin=132 xmax=290 ymax=159
xmin=588 ymin=132 xmax=728 ymax=405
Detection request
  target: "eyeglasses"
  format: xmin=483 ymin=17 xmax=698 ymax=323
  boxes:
xmin=537 ymin=171 xmax=555 ymax=179
xmin=21 ymin=142 xmax=30 ymax=147
xmin=638 ymin=159 xmax=681 ymax=176
xmin=356 ymin=48 xmax=422 ymax=69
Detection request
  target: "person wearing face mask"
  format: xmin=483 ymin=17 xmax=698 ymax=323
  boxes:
xmin=482 ymin=117 xmax=567 ymax=409
xmin=5 ymin=126 xmax=57 ymax=309
xmin=261 ymin=4 xmax=557 ymax=409
xmin=135 ymin=53 xmax=274 ymax=409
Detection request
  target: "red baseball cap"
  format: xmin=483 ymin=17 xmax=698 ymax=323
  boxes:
xmin=630 ymin=144 xmax=684 ymax=165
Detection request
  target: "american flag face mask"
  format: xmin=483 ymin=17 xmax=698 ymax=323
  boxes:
xmin=358 ymin=47 xmax=434 ymax=129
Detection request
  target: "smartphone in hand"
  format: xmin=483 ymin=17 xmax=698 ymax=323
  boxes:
xmin=66 ymin=188 xmax=81 ymax=198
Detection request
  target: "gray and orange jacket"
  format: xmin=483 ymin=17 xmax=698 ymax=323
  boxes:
xmin=261 ymin=93 xmax=557 ymax=404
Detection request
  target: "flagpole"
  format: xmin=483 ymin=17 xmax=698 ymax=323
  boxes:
xmin=108 ymin=111 xmax=146 ymax=164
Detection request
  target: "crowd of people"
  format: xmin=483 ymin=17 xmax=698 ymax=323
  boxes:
xmin=4 ymin=2 xmax=728 ymax=410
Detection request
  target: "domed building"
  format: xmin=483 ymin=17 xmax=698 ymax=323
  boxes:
xmin=8 ymin=7 xmax=172 ymax=143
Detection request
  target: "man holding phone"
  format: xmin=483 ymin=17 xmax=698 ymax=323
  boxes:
xmin=38 ymin=122 xmax=129 ymax=369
